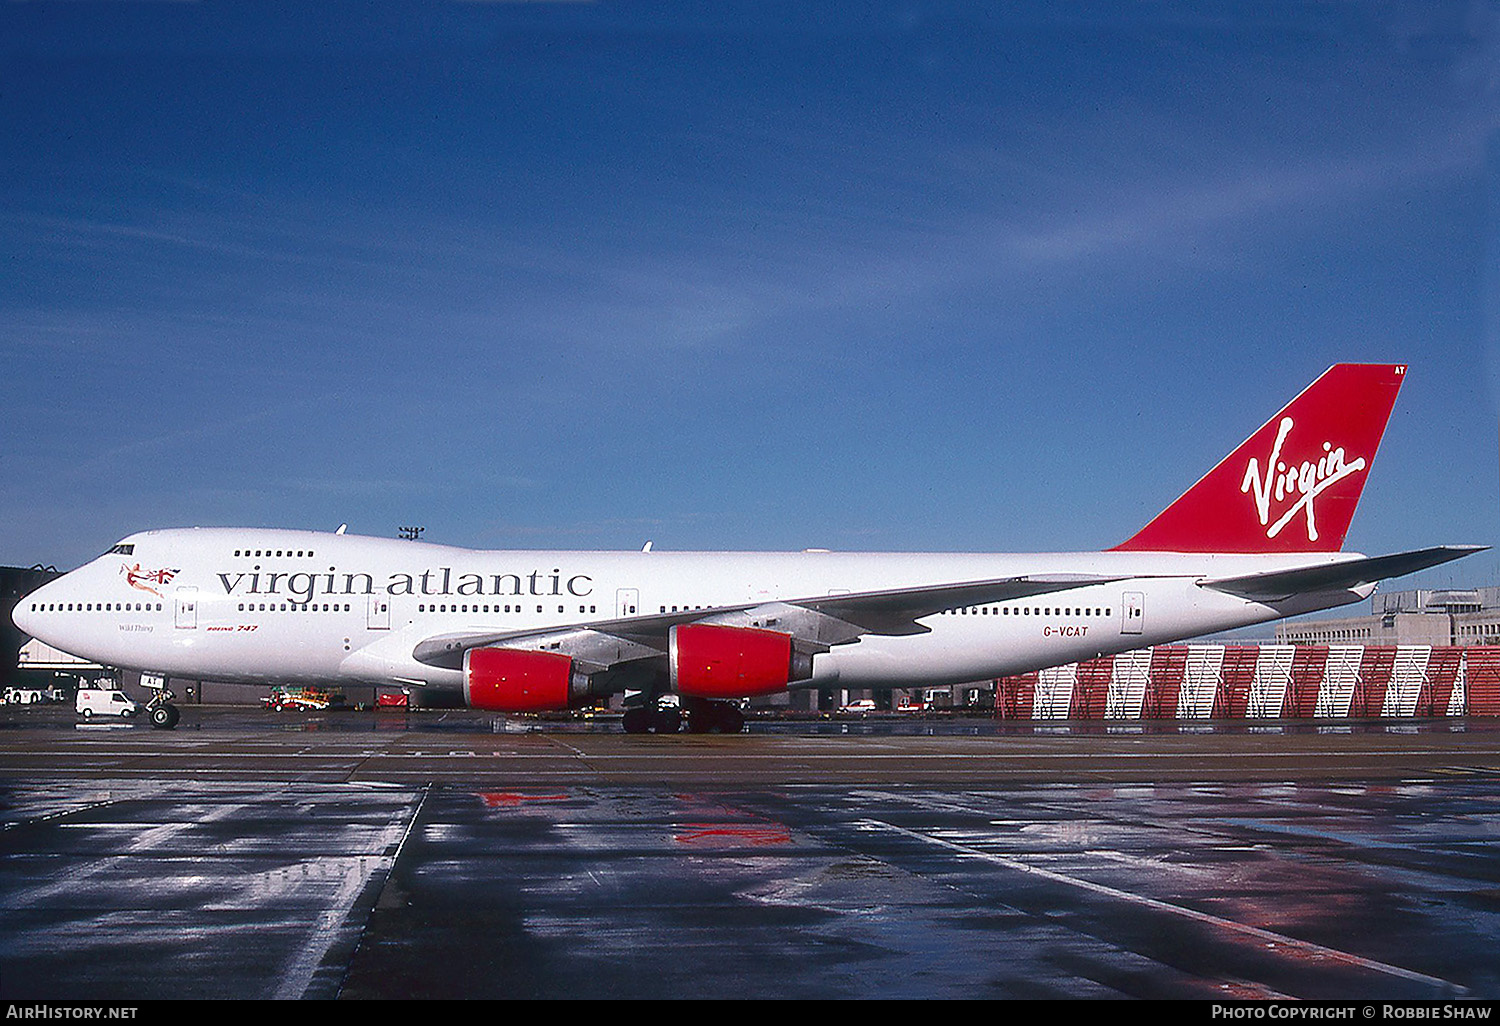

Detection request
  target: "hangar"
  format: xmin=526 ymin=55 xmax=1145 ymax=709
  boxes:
xmin=1 ymin=565 xmax=61 ymax=693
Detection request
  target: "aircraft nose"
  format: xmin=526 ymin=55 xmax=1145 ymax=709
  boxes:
xmin=12 ymin=578 xmax=57 ymax=640
xmin=12 ymin=589 xmax=40 ymax=637
xmin=10 ymin=604 xmax=29 ymax=637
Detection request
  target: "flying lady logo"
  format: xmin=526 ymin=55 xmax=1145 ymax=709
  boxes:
xmin=122 ymin=563 xmax=179 ymax=598
xmin=1239 ymin=417 xmax=1366 ymax=543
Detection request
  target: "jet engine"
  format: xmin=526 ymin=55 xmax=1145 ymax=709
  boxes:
xmin=668 ymin=623 xmax=813 ymax=699
xmin=464 ymin=647 xmax=576 ymax=712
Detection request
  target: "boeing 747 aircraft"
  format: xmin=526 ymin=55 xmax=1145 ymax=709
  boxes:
xmin=12 ymin=364 xmax=1482 ymax=731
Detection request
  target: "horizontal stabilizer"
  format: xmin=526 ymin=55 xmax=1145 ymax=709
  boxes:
xmin=1199 ymin=545 xmax=1487 ymax=602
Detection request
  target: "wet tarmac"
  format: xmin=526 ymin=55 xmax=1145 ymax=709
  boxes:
xmin=1 ymin=707 xmax=1498 ymax=999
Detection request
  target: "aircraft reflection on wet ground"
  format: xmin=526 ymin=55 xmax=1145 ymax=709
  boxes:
xmin=0 ymin=708 xmax=1497 ymax=999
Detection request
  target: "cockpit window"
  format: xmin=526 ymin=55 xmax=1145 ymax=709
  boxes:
xmin=108 ymin=544 xmax=135 ymax=555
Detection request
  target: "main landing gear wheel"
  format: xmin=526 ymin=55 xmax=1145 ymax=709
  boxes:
xmin=621 ymin=705 xmax=684 ymax=735
xmin=684 ymin=699 xmax=745 ymax=734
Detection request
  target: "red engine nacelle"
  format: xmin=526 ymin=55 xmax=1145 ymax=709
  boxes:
xmin=464 ymin=647 xmax=574 ymax=712
xmin=669 ymin=623 xmax=811 ymax=699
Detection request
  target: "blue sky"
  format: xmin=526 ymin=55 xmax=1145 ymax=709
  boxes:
xmin=3 ymin=1 xmax=1497 ymax=587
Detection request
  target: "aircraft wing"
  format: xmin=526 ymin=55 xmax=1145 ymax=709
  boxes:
xmin=1198 ymin=545 xmax=1487 ymax=602
xmin=785 ymin=573 xmax=1127 ymax=633
xmin=412 ymin=572 xmax=1125 ymax=670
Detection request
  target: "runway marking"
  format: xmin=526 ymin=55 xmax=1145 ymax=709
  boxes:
xmin=859 ymin=817 xmax=1464 ymax=994
xmin=276 ymin=784 xmax=428 ymax=1000
xmin=0 ymin=800 xmax=243 ymax=908
xmin=1211 ymin=816 xmax=1482 ymax=854
xmin=0 ymin=795 xmax=125 ymax=832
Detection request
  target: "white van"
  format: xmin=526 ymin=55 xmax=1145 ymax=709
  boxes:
xmin=76 ymin=688 xmax=141 ymax=719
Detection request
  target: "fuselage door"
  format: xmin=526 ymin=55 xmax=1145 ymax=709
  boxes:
xmin=175 ymin=587 xmax=198 ymax=629
xmin=1121 ymin=591 xmax=1145 ymax=635
xmin=616 ymin=588 xmax=639 ymax=618
xmin=367 ymin=594 xmax=391 ymax=630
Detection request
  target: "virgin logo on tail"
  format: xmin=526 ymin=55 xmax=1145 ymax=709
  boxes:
xmin=1113 ymin=364 xmax=1404 ymax=554
xmin=1240 ymin=417 xmax=1367 ymax=543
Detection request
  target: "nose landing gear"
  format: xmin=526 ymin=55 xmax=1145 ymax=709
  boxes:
xmin=141 ymin=674 xmax=180 ymax=730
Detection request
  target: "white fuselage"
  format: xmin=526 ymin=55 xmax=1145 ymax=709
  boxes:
xmin=13 ymin=528 xmax=1370 ymax=695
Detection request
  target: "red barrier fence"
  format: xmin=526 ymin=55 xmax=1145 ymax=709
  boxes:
xmin=994 ymin=645 xmax=1500 ymax=719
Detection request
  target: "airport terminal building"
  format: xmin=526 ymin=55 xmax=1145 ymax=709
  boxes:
xmin=1274 ymin=586 xmax=1500 ymax=647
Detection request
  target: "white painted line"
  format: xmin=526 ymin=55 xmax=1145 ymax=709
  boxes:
xmin=274 ymin=785 xmax=428 ymax=1000
xmin=860 ymin=817 xmax=1463 ymax=993
xmin=0 ymin=801 xmax=243 ymax=908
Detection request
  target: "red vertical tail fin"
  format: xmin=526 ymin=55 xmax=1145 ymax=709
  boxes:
xmin=1113 ymin=364 xmax=1405 ymax=553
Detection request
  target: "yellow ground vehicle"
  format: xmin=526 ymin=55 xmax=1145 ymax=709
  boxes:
xmin=262 ymin=687 xmax=343 ymax=711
